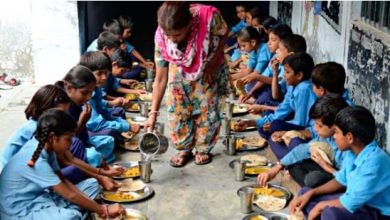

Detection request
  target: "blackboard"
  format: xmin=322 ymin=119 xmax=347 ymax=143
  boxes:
xmin=321 ymin=1 xmax=342 ymax=33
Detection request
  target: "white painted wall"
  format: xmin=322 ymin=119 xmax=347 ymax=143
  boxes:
xmin=270 ymin=1 xmax=390 ymax=151
xmin=31 ymin=0 xmax=80 ymax=85
xmin=0 ymin=0 xmax=80 ymax=85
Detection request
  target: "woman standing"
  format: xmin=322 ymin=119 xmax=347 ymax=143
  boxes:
xmin=145 ymin=2 xmax=228 ymax=167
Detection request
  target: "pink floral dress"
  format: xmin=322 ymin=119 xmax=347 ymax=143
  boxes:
xmin=154 ymin=5 xmax=228 ymax=153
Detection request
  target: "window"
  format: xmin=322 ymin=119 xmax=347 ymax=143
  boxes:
xmin=361 ymin=1 xmax=390 ymax=33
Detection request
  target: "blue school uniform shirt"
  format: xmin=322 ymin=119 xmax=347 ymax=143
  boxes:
xmin=87 ymin=87 xmax=130 ymax=133
xmin=334 ymin=141 xmax=390 ymax=216
xmin=280 ymin=136 xmax=344 ymax=169
xmin=308 ymin=89 xmax=354 ymax=139
xmin=0 ymin=138 xmax=61 ymax=217
xmin=255 ymin=80 xmax=317 ymax=128
xmin=231 ymin=20 xmax=247 ymax=34
xmin=261 ymin=54 xmax=287 ymax=94
xmin=1 ymin=119 xmax=37 ymax=169
xmin=86 ymin=38 xmax=98 ymax=52
xmin=125 ymin=41 xmax=135 ymax=54
xmin=231 ymin=49 xmax=242 ymax=62
xmin=245 ymin=43 xmax=274 ymax=92
xmin=254 ymin=43 xmax=273 ymax=74
xmin=103 ymin=74 xmax=121 ymax=95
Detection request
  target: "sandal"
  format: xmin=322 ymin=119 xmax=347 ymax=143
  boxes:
xmin=194 ymin=152 xmax=212 ymax=165
xmin=170 ymin=151 xmax=194 ymax=168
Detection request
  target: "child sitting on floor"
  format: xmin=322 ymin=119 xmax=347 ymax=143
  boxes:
xmin=228 ymin=3 xmax=248 ymax=38
xmin=79 ymin=51 xmax=140 ymax=148
xmin=244 ymin=34 xmax=307 ymax=115
xmin=1 ymin=84 xmax=122 ymax=186
xmin=87 ymin=19 xmax=123 ymax=52
xmin=258 ymin=94 xmax=349 ymax=188
xmin=289 ymin=106 xmax=390 ymax=220
xmin=239 ymin=24 xmax=293 ymax=106
xmin=103 ymin=49 xmax=146 ymax=97
xmin=56 ymin=65 xmax=117 ymax=167
xmin=118 ymin=15 xmax=154 ymax=74
xmin=237 ymin=52 xmax=317 ymax=160
xmin=0 ymin=109 xmax=125 ymax=219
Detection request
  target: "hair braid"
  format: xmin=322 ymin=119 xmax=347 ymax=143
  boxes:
xmin=27 ymin=125 xmax=51 ymax=167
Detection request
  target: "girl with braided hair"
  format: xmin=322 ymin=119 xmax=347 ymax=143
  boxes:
xmin=0 ymin=109 xmax=125 ymax=219
xmin=1 ymin=84 xmax=122 ymax=189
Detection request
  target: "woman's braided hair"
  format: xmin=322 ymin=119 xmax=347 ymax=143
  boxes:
xmin=27 ymin=109 xmax=77 ymax=167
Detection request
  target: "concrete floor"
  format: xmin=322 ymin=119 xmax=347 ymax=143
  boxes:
xmin=0 ymin=84 xmax=300 ymax=220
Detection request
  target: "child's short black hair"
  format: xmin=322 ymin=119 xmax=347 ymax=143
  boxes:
xmin=111 ymin=49 xmax=132 ymax=68
xmin=335 ymin=106 xmax=376 ymax=145
xmin=280 ymin=34 xmax=307 ymax=53
xmin=236 ymin=3 xmax=247 ymax=11
xmin=238 ymin=26 xmax=261 ymax=42
xmin=79 ymin=51 xmax=112 ymax=72
xmin=118 ymin=15 xmax=134 ymax=30
xmin=309 ymin=93 xmax=348 ymax=127
xmin=103 ymin=19 xmax=123 ymax=36
xmin=248 ymin=7 xmax=262 ymax=19
xmin=283 ymin=52 xmax=314 ymax=80
xmin=312 ymin=62 xmax=346 ymax=95
xmin=262 ymin=16 xmax=277 ymax=31
xmin=97 ymin=31 xmax=121 ymax=50
xmin=270 ymin=24 xmax=293 ymax=39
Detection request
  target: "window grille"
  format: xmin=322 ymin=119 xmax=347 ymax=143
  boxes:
xmin=361 ymin=1 xmax=390 ymax=33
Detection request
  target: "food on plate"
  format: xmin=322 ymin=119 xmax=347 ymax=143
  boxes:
xmin=240 ymin=154 xmax=267 ymax=167
xmin=253 ymin=195 xmax=286 ymax=211
xmin=245 ymin=166 xmax=271 ymax=175
xmin=120 ymin=166 xmax=140 ymax=178
xmin=119 ymin=179 xmax=146 ymax=192
xmin=125 ymin=93 xmax=138 ymax=101
xmin=281 ymin=130 xmax=306 ymax=146
xmin=138 ymin=93 xmax=152 ymax=101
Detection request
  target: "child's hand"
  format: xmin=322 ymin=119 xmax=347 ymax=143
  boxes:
xmin=242 ymin=72 xmax=258 ymax=84
xmin=111 ymin=98 xmax=125 ymax=107
xmin=271 ymin=57 xmax=280 ymax=71
xmin=289 ymin=191 xmax=313 ymax=214
xmin=248 ymin=104 xmax=267 ymax=114
xmin=263 ymin=122 xmax=271 ymax=132
xmin=79 ymin=103 xmax=91 ymax=124
xmin=101 ymin=165 xmax=125 ymax=177
xmin=311 ymin=151 xmax=327 ymax=168
xmin=107 ymin=203 xmax=126 ymax=218
xmin=123 ymin=79 xmax=138 ymax=87
xmin=308 ymin=201 xmax=327 ymax=220
xmin=98 ymin=176 xmax=120 ymax=191
xmin=133 ymin=89 xmax=146 ymax=95
xmin=257 ymin=170 xmax=278 ymax=187
xmin=271 ymin=131 xmax=286 ymax=143
xmin=144 ymin=61 xmax=155 ymax=69
xmin=130 ymin=123 xmax=140 ymax=133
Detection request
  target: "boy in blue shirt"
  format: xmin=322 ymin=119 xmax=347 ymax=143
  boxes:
xmin=87 ymin=19 xmax=123 ymax=53
xmin=258 ymin=94 xmax=349 ymax=188
xmin=118 ymin=15 xmax=154 ymax=80
xmin=228 ymin=4 xmax=248 ymax=38
xmin=239 ymin=25 xmax=294 ymax=107
xmin=274 ymin=61 xmax=355 ymax=149
xmin=289 ymin=106 xmax=390 ymax=220
xmin=237 ymin=52 xmax=317 ymax=159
